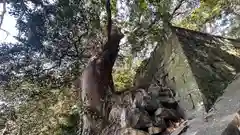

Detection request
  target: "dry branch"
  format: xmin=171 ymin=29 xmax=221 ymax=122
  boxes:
xmin=170 ymin=0 xmax=185 ymax=20
xmin=0 ymin=0 xmax=9 ymax=39
xmin=0 ymin=0 xmax=6 ymax=28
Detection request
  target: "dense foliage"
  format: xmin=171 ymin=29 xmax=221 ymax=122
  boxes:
xmin=0 ymin=0 xmax=239 ymax=134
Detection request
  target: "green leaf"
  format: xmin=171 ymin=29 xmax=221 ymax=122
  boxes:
xmin=139 ymin=0 xmax=147 ymax=10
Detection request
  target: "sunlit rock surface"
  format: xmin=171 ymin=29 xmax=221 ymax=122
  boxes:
xmin=134 ymin=26 xmax=240 ymax=119
xmin=184 ymin=75 xmax=240 ymax=135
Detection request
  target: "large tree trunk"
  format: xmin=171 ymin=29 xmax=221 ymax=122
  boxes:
xmin=79 ymin=27 xmax=124 ymax=135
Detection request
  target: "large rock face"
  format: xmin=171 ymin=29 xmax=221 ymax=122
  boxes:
xmin=175 ymin=27 xmax=240 ymax=111
xmin=184 ymin=75 xmax=240 ymax=135
xmin=134 ymin=26 xmax=240 ymax=119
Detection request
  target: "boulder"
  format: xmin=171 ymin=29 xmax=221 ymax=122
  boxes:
xmin=158 ymin=97 xmax=178 ymax=109
xmin=119 ymin=128 xmax=150 ymax=135
xmin=154 ymin=116 xmax=167 ymax=129
xmin=133 ymin=89 xmax=160 ymax=113
xmin=155 ymin=108 xmax=182 ymax=121
xmin=147 ymin=85 xmax=161 ymax=98
xmin=100 ymin=123 xmax=121 ymax=135
xmin=120 ymin=108 xmax=152 ymax=129
xmin=148 ymin=126 xmax=163 ymax=134
xmin=108 ymin=105 xmax=124 ymax=123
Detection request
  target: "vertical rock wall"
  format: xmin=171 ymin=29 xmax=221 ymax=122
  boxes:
xmin=134 ymin=26 xmax=240 ymax=119
xmin=153 ymin=30 xmax=205 ymax=119
xmin=175 ymin=27 xmax=240 ymax=110
xmin=134 ymin=29 xmax=205 ymax=119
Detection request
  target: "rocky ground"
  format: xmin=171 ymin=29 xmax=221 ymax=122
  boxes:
xmin=99 ymin=74 xmax=240 ymax=135
xmin=101 ymin=83 xmax=187 ymax=135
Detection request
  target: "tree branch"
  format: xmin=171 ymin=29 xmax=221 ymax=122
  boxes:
xmin=170 ymin=0 xmax=185 ymax=21
xmin=0 ymin=0 xmax=9 ymax=39
xmin=0 ymin=0 xmax=6 ymax=28
xmin=73 ymin=32 xmax=88 ymax=57
xmin=172 ymin=10 xmax=189 ymax=18
xmin=0 ymin=28 xmax=10 ymax=40
xmin=106 ymin=0 xmax=112 ymax=40
xmin=225 ymin=7 xmax=240 ymax=18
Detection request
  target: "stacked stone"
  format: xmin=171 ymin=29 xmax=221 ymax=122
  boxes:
xmin=102 ymin=84 xmax=186 ymax=135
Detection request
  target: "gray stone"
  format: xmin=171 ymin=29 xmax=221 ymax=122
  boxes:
xmin=158 ymin=97 xmax=178 ymax=109
xmin=158 ymin=97 xmax=176 ymax=103
xmin=120 ymin=108 xmax=129 ymax=128
xmin=100 ymin=123 xmax=121 ymax=135
xmin=0 ymin=118 xmax=6 ymax=130
xmin=221 ymin=123 xmax=240 ymax=135
xmin=184 ymin=77 xmax=240 ymax=135
xmin=144 ymin=98 xmax=161 ymax=113
xmin=155 ymin=108 xmax=164 ymax=116
xmin=147 ymin=85 xmax=161 ymax=97
xmin=120 ymin=108 xmax=152 ymax=129
xmin=133 ymin=89 xmax=160 ymax=113
xmin=158 ymin=90 xmax=174 ymax=97
xmin=119 ymin=128 xmax=150 ymax=135
xmin=155 ymin=108 xmax=181 ymax=121
xmin=153 ymin=117 xmax=167 ymax=129
xmin=122 ymin=92 xmax=134 ymax=106
xmin=148 ymin=126 xmax=163 ymax=134
xmin=108 ymin=105 xmax=124 ymax=123
xmin=161 ymin=87 xmax=176 ymax=97
xmin=133 ymin=90 xmax=148 ymax=109
xmin=170 ymin=121 xmax=188 ymax=135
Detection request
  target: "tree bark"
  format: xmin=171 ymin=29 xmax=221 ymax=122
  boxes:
xmin=79 ymin=27 xmax=124 ymax=135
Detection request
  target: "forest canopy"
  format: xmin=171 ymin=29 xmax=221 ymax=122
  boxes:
xmin=0 ymin=0 xmax=239 ymax=134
